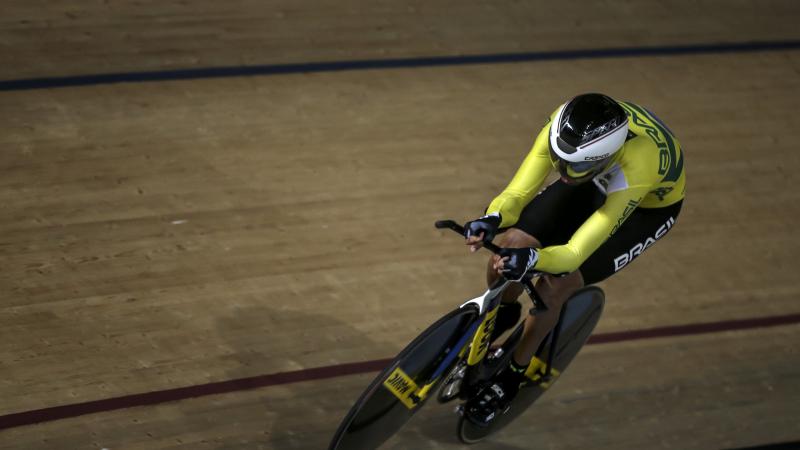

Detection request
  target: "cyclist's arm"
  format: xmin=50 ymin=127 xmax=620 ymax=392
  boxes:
xmin=485 ymin=125 xmax=552 ymax=228
xmin=534 ymin=186 xmax=651 ymax=275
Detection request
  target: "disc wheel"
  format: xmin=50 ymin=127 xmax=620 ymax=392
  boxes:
xmin=329 ymin=305 xmax=479 ymax=450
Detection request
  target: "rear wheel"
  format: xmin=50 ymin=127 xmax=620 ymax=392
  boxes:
xmin=457 ymin=286 xmax=605 ymax=444
xmin=329 ymin=305 xmax=479 ymax=450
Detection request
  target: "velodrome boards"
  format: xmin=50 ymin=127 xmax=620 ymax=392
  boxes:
xmin=1 ymin=1 xmax=799 ymax=449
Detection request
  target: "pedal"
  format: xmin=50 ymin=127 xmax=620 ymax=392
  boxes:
xmin=454 ymin=404 xmax=465 ymax=416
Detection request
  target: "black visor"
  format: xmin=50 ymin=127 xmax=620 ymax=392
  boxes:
xmin=548 ymin=146 xmax=610 ymax=184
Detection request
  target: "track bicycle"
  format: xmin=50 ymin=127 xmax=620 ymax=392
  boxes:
xmin=328 ymin=220 xmax=605 ymax=449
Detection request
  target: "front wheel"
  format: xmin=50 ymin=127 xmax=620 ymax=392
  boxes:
xmin=329 ymin=305 xmax=479 ymax=450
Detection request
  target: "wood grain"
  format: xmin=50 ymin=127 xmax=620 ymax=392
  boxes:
xmin=1 ymin=0 xmax=799 ymax=448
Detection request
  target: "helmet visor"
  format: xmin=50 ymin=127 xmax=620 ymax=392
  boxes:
xmin=549 ymin=147 xmax=609 ymax=184
xmin=566 ymin=159 xmax=606 ymax=174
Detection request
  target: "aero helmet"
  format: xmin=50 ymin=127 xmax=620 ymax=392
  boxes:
xmin=549 ymin=93 xmax=629 ymax=184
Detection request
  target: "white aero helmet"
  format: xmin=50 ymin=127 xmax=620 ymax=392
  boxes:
xmin=548 ymin=93 xmax=629 ymax=184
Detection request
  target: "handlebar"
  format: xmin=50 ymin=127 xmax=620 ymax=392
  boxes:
xmin=434 ymin=220 xmax=503 ymax=254
xmin=435 ymin=219 xmax=549 ymax=313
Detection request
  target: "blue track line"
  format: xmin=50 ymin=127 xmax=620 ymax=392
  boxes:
xmin=725 ymin=442 xmax=800 ymax=450
xmin=2 ymin=40 xmax=800 ymax=92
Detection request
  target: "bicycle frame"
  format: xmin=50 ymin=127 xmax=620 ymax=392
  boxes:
xmin=434 ymin=219 xmax=557 ymax=378
xmin=385 ymin=278 xmax=508 ymax=408
xmin=461 ymin=278 xmax=508 ymax=365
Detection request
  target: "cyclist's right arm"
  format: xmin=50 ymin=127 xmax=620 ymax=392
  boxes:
xmin=485 ymin=123 xmax=553 ymax=228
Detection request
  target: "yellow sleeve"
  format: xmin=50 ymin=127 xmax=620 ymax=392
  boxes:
xmin=486 ymin=125 xmax=553 ymax=228
xmin=535 ymin=187 xmax=649 ymax=274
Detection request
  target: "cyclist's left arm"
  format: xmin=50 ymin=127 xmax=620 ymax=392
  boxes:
xmin=486 ymin=108 xmax=563 ymax=228
xmin=534 ymin=185 xmax=651 ymax=275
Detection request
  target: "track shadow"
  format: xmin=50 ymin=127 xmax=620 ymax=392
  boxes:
xmin=214 ymin=302 xmax=388 ymax=449
xmin=212 ymin=297 xmax=541 ymax=449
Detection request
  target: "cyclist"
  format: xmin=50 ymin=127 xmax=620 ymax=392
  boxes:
xmin=462 ymin=93 xmax=685 ymax=426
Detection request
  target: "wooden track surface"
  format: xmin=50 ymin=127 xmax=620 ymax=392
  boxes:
xmin=2 ymin=0 xmax=800 ymax=78
xmin=1 ymin=1 xmax=799 ymax=449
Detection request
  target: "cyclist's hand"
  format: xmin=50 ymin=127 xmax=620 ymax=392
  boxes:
xmin=497 ymin=247 xmax=539 ymax=281
xmin=464 ymin=213 xmax=501 ymax=252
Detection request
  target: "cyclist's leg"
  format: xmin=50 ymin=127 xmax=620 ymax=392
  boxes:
xmin=483 ymin=229 xmax=537 ymax=342
xmin=469 ymin=247 xmax=586 ymax=426
xmin=509 ymin=199 xmax=683 ymax=365
xmin=579 ymin=200 xmax=683 ymax=285
xmin=510 ymin=271 xmax=584 ymax=366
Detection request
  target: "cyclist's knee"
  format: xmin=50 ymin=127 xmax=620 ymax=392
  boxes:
xmin=485 ymin=228 xmax=544 ymax=293
xmin=535 ymin=271 xmax=584 ymax=309
xmin=498 ymin=228 xmax=541 ymax=249
xmin=487 ymin=228 xmax=541 ymax=276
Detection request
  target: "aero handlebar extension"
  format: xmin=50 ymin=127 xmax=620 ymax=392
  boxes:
xmin=435 ymin=220 xmax=549 ymax=313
